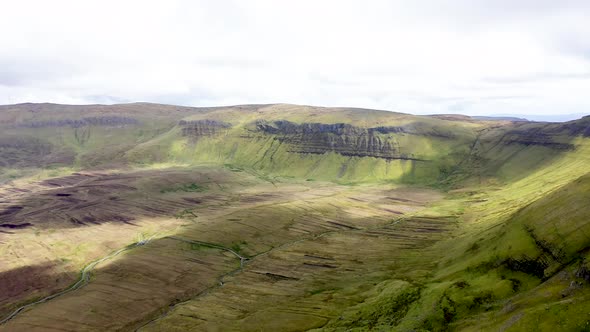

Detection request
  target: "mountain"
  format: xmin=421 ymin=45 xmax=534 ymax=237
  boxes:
xmin=0 ymin=103 xmax=589 ymax=331
xmin=491 ymin=113 xmax=588 ymax=122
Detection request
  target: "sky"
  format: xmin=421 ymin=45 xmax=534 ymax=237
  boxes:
xmin=0 ymin=0 xmax=589 ymax=119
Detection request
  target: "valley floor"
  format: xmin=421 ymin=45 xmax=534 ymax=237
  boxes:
xmin=0 ymin=166 xmax=449 ymax=331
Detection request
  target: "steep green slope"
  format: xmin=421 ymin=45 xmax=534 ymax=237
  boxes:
xmin=452 ymin=172 xmax=590 ymax=331
xmin=464 ymin=175 xmax=590 ymax=330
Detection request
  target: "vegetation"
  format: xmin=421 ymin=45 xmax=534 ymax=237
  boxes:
xmin=0 ymin=103 xmax=589 ymax=331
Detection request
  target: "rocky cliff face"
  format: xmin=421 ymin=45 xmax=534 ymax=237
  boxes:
xmin=179 ymin=120 xmax=232 ymax=139
xmin=483 ymin=120 xmax=588 ymax=151
xmin=555 ymin=116 xmax=590 ymax=137
xmin=498 ymin=129 xmax=575 ymax=150
xmin=252 ymin=120 xmax=446 ymax=160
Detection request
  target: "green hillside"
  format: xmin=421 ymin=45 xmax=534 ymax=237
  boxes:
xmin=322 ymin=135 xmax=590 ymax=331
xmin=3 ymin=102 xmax=568 ymax=186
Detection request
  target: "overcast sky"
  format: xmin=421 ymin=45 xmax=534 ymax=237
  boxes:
xmin=1 ymin=0 xmax=589 ymax=117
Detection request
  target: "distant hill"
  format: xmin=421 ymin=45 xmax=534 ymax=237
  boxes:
xmin=472 ymin=115 xmax=529 ymax=122
xmin=492 ymin=113 xmax=588 ymax=122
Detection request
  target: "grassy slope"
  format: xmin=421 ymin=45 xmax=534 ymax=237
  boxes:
xmin=455 ymin=172 xmax=590 ymax=331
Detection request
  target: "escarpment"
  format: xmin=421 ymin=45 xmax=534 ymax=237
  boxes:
xmin=251 ymin=120 xmax=452 ymax=160
xmin=180 ymin=119 xmax=232 ymax=139
xmin=492 ymin=122 xmax=579 ymax=150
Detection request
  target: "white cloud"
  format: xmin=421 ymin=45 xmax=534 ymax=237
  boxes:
xmin=0 ymin=0 xmax=589 ymax=116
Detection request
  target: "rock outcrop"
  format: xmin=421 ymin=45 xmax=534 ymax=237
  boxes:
xmin=179 ymin=120 xmax=232 ymax=139
xmin=253 ymin=120 xmax=435 ymax=160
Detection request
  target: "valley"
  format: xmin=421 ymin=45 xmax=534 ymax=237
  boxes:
xmin=0 ymin=166 xmax=446 ymax=331
xmin=0 ymin=103 xmax=589 ymax=331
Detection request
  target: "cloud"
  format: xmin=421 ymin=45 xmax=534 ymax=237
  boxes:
xmin=0 ymin=0 xmax=589 ymax=116
xmin=483 ymin=72 xmax=590 ymax=84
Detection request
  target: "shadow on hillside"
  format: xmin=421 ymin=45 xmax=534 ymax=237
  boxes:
xmin=428 ymin=120 xmax=587 ymax=187
xmin=0 ymin=261 xmax=77 ymax=318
